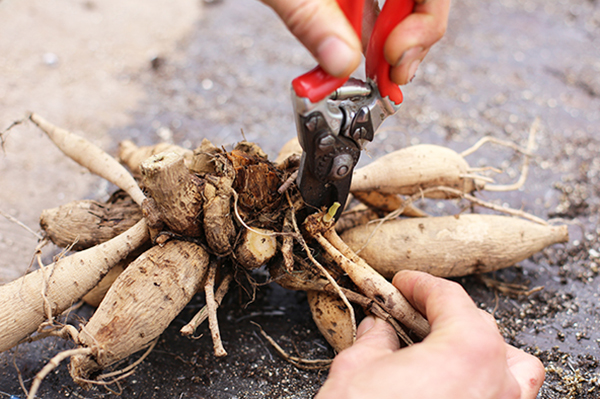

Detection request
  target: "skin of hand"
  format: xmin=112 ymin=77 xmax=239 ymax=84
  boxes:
xmin=316 ymin=270 xmax=545 ymax=399
xmin=260 ymin=0 xmax=451 ymax=85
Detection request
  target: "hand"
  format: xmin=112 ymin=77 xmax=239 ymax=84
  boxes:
xmin=260 ymin=0 xmax=451 ymax=85
xmin=316 ymin=270 xmax=545 ymax=399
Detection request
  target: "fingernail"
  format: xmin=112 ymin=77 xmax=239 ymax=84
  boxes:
xmin=316 ymin=36 xmax=358 ymax=77
xmin=356 ymin=316 xmax=376 ymax=339
xmin=395 ymin=46 xmax=423 ymax=67
xmin=408 ymin=59 xmax=420 ymax=82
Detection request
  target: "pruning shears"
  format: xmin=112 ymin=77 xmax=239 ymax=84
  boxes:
xmin=293 ymin=0 xmax=414 ymax=220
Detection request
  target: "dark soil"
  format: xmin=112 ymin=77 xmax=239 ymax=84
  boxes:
xmin=1 ymin=0 xmax=599 ymax=398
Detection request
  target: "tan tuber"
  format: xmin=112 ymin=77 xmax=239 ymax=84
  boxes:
xmin=70 ymin=240 xmax=209 ymax=385
xmin=341 ymin=214 xmax=569 ymax=278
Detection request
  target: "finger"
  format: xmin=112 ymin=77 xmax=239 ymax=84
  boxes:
xmin=331 ymin=317 xmax=399 ymax=377
xmin=392 ymin=271 xmax=494 ymax=335
xmin=384 ymin=0 xmax=451 ymax=84
xmin=261 ymin=0 xmax=362 ymax=77
xmin=316 ymin=316 xmax=399 ymax=399
xmin=505 ymin=344 xmax=545 ymax=399
xmin=355 ymin=315 xmax=400 ymax=350
xmin=477 ymin=308 xmax=501 ymax=333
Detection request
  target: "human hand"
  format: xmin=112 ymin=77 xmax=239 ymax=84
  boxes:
xmin=316 ymin=270 xmax=545 ymax=399
xmin=260 ymin=0 xmax=451 ymax=85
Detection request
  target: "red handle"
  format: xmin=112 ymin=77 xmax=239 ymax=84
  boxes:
xmin=292 ymin=0 xmax=364 ymax=102
xmin=366 ymin=0 xmax=414 ymax=105
xmin=292 ymin=0 xmax=414 ymax=104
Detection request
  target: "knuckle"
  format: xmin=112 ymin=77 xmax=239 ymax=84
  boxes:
xmin=438 ymin=278 xmax=467 ymax=296
xmin=460 ymin=334 xmax=506 ymax=365
xmin=432 ymin=20 xmax=448 ymax=41
xmin=282 ymin=0 xmax=320 ymax=39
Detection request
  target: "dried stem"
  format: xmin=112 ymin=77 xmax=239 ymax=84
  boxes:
xmin=181 ymin=273 xmax=233 ymax=336
xmin=205 ymin=261 xmax=227 ymax=357
xmin=317 ymin=228 xmax=430 ymax=338
xmin=286 ymin=193 xmax=357 ymax=342
xmin=27 ymin=348 xmax=94 ymax=399
xmin=252 ymin=322 xmax=332 ymax=370
xmin=140 ymin=152 xmax=204 ymax=235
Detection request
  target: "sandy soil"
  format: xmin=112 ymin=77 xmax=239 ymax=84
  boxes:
xmin=0 ymin=0 xmax=200 ymax=282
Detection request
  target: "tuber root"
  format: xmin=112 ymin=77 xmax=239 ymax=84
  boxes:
xmin=0 ymin=219 xmax=149 ymax=352
xmin=40 ymin=193 xmax=143 ymax=251
xmin=69 ymin=240 xmax=209 ymax=386
xmin=29 ymin=113 xmax=146 ymax=206
xmin=350 ymin=144 xmax=487 ymax=199
xmin=307 ymin=290 xmax=355 ymax=353
xmin=81 ymin=262 xmax=127 ymax=308
xmin=341 ymin=214 xmax=569 ymax=278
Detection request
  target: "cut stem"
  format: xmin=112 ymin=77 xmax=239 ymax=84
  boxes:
xmin=317 ymin=228 xmax=430 ymax=338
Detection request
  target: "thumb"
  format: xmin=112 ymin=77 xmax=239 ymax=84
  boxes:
xmin=315 ymin=316 xmax=398 ymax=399
xmin=261 ymin=0 xmax=362 ymax=77
xmin=354 ymin=315 xmax=400 ymax=352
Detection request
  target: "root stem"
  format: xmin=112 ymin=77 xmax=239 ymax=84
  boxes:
xmin=27 ymin=348 xmax=93 ymax=399
xmin=252 ymin=322 xmax=332 ymax=370
xmin=181 ymin=272 xmax=233 ymax=336
xmin=205 ymin=261 xmax=227 ymax=357
xmin=317 ymin=228 xmax=429 ymax=338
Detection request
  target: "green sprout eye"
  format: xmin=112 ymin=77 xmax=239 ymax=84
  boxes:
xmin=323 ymin=202 xmax=341 ymax=223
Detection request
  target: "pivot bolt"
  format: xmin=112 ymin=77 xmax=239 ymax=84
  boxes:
xmin=329 ymin=153 xmax=354 ymax=179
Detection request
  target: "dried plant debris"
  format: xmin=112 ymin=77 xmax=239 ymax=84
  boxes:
xmin=536 ymin=347 xmax=600 ymax=399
